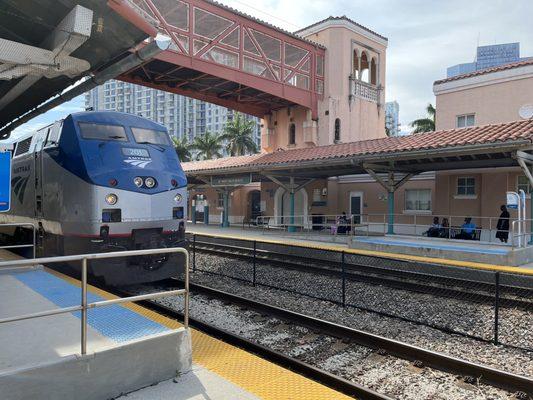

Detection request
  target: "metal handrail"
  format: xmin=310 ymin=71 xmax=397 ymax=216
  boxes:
xmin=0 ymin=223 xmax=36 ymax=259
xmin=255 ymin=213 xmax=516 ymax=243
xmin=510 ymin=219 xmax=533 ymax=249
xmin=0 ymin=247 xmax=189 ymax=355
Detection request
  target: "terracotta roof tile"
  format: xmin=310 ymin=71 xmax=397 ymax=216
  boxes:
xmin=434 ymin=59 xmax=533 ymax=85
xmin=183 ymin=120 xmax=533 ymax=174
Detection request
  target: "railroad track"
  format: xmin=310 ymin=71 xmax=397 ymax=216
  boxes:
xmin=124 ymin=279 xmax=532 ymax=398
xmin=190 ymin=238 xmax=533 ymax=310
xmin=108 ymin=283 xmax=392 ymax=400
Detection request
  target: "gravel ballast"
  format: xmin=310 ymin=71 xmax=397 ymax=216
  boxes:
xmin=130 ymin=286 xmax=519 ymax=400
xmin=186 ymin=253 xmax=533 ymax=378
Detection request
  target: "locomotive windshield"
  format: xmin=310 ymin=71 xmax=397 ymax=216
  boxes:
xmin=79 ymin=122 xmax=128 ymax=141
xmin=131 ymin=127 xmax=172 ymax=146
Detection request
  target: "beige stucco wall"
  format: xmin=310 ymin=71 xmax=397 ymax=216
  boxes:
xmin=434 ymin=168 xmax=531 ymax=226
xmin=434 ymin=74 xmax=533 ymax=130
xmin=261 ymin=23 xmax=387 ymax=152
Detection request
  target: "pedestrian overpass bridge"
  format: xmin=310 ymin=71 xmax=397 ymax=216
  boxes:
xmin=0 ymin=0 xmax=326 ymax=139
xmin=119 ymin=0 xmax=325 ymax=119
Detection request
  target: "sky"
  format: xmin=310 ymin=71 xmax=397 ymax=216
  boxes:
xmin=11 ymin=0 xmax=533 ymax=137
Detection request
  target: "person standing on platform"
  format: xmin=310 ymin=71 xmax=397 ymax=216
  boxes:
xmin=496 ymin=205 xmax=510 ymax=243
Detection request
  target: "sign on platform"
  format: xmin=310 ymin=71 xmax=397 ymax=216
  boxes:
xmin=506 ymin=191 xmax=519 ymax=209
xmin=211 ymin=174 xmax=252 ymax=187
xmin=0 ymin=151 xmax=11 ymax=212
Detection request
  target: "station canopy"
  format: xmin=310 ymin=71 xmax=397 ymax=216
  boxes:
xmin=0 ymin=0 xmax=157 ymax=138
xmin=183 ymin=119 xmax=533 ymax=184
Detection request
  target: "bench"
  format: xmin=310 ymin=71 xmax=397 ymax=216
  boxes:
xmin=449 ymin=226 xmax=482 ymax=241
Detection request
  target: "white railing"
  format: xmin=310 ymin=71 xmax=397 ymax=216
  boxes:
xmin=354 ymin=80 xmax=378 ymax=103
xmin=254 ymin=213 xmax=518 ymax=244
xmin=0 ymin=247 xmax=189 ymax=355
xmin=0 ymin=223 xmax=36 ymax=259
xmin=511 ymin=219 xmax=533 ymax=249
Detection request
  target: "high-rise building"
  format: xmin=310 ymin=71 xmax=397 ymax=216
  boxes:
xmin=84 ymin=80 xmax=261 ymax=150
xmin=446 ymin=43 xmax=531 ymax=78
xmin=385 ymin=101 xmax=400 ymax=136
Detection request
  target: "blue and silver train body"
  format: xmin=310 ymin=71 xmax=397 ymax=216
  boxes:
xmin=0 ymin=112 xmax=187 ymax=284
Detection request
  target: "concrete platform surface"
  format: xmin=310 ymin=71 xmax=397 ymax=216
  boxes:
xmin=188 ymin=224 xmax=533 ymax=276
xmin=0 ymin=266 xmax=192 ymax=400
xmin=188 ymin=224 xmax=351 ymax=249
xmin=118 ymin=364 xmax=260 ymax=400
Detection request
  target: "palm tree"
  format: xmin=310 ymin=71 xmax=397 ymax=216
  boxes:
xmin=220 ymin=113 xmax=258 ymax=156
xmin=190 ymin=131 xmax=224 ymax=160
xmin=172 ymin=135 xmax=192 ymax=162
xmin=410 ymin=103 xmax=436 ymax=133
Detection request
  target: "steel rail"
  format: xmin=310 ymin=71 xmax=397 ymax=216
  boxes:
xmin=192 ymin=239 xmax=533 ymax=309
xmin=107 ymin=286 xmax=391 ymax=400
xmin=173 ymin=280 xmax=533 ymax=397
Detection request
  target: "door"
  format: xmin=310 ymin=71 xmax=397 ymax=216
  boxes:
xmin=250 ymin=191 xmax=261 ymax=221
xmin=33 ymin=129 xmax=47 ymax=218
xmin=350 ymin=192 xmax=362 ymax=225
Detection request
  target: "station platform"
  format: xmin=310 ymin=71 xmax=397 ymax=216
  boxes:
xmin=0 ymin=254 xmax=352 ymax=400
xmin=187 ymin=224 xmax=533 ymax=276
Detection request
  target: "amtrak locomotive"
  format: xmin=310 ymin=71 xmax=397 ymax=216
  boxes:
xmin=1 ymin=112 xmax=187 ymax=284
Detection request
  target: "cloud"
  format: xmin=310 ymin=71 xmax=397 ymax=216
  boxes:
xmin=223 ymin=0 xmax=533 ymax=127
xmin=9 ymin=0 xmax=532 ymax=135
xmin=11 ymin=95 xmax=85 ymax=136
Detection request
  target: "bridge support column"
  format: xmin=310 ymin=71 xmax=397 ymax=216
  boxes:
xmin=387 ymin=189 xmax=395 ymax=235
xmin=264 ymin=174 xmax=315 ymax=232
xmin=222 ymin=189 xmax=230 ymax=228
xmin=364 ymin=165 xmax=419 ymax=236
xmin=288 ymin=177 xmax=296 ymax=233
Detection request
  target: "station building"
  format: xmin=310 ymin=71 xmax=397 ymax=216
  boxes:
xmin=184 ymin=20 xmax=533 ymax=243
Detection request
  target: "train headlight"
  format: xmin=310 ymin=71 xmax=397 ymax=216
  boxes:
xmin=145 ymin=177 xmax=156 ymax=188
xmin=105 ymin=193 xmax=118 ymax=205
xmin=174 ymin=193 xmax=182 ymax=203
xmin=133 ymin=177 xmax=143 ymax=187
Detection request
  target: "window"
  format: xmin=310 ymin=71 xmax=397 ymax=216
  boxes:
xmin=217 ymin=192 xmax=224 ymax=208
xmin=517 ymin=175 xmax=532 ymax=194
xmin=131 ymin=127 xmax=172 ymax=146
xmin=78 ymin=123 xmax=128 ymax=141
xmin=313 ymin=188 xmax=321 ymax=203
xmin=405 ymin=189 xmax=431 ymax=212
xmin=456 ymin=114 xmax=475 ymax=128
xmin=288 ymin=123 xmax=296 ymax=145
xmin=14 ymin=137 xmax=32 ymax=156
xmin=457 ymin=177 xmax=476 ymax=196
xmin=334 ymin=118 xmax=341 ymax=142
xmin=45 ymin=123 xmax=62 ymax=147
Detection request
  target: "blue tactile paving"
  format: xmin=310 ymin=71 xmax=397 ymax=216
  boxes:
xmin=354 ymin=237 xmax=510 ymax=255
xmin=14 ymin=270 xmax=168 ymax=343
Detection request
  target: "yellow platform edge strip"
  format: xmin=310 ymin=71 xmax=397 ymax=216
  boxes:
xmin=44 ymin=267 xmax=352 ymax=400
xmin=188 ymin=229 xmax=533 ymax=276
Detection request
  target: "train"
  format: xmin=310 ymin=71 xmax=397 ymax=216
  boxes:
xmin=0 ymin=111 xmax=187 ymax=285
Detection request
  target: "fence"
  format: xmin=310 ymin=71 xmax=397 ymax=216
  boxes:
xmin=188 ymin=233 xmax=533 ymax=352
xmin=253 ymin=213 xmax=527 ymax=246
xmin=0 ymin=247 xmax=190 ymax=355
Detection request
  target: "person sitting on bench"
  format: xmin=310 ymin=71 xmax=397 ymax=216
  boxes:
xmin=337 ymin=212 xmax=350 ymax=235
xmin=425 ymin=217 xmax=442 ymax=237
xmin=456 ymin=217 xmax=477 ymax=240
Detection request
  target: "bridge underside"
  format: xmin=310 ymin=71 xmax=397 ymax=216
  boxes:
xmin=119 ymin=0 xmax=325 ymax=119
xmin=120 ymin=57 xmax=296 ymax=118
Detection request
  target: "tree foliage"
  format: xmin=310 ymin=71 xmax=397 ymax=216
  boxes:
xmin=220 ymin=112 xmax=258 ymax=156
xmin=410 ymin=103 xmax=436 ymax=133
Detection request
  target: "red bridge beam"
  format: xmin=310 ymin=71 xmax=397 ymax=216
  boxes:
xmin=120 ymin=0 xmax=325 ymax=119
